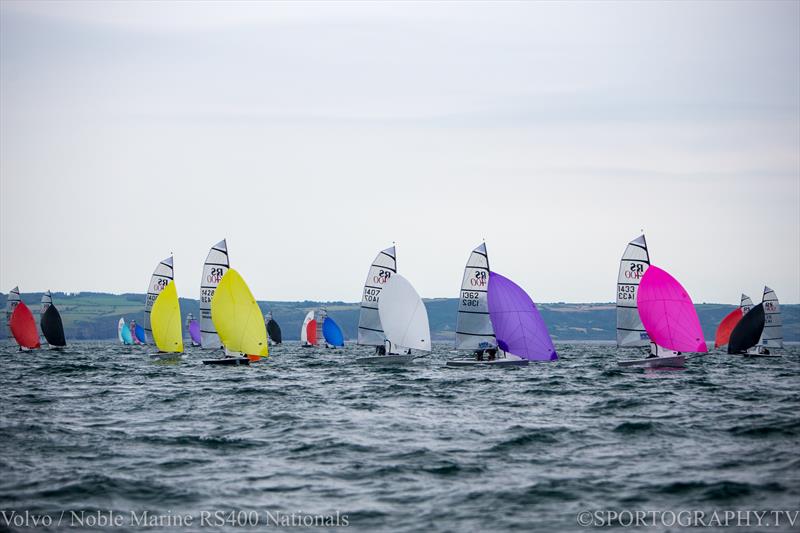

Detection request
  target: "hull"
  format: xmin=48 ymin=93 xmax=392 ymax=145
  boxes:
xmin=202 ymin=357 xmax=250 ymax=366
xmin=618 ymin=355 xmax=686 ymax=368
xmin=446 ymin=358 xmax=529 ymax=367
xmin=356 ymin=355 xmax=416 ymax=365
xmin=741 ymin=353 xmax=782 ymax=359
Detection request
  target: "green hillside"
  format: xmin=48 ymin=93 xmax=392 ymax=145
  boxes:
xmin=1 ymin=292 xmax=797 ymax=342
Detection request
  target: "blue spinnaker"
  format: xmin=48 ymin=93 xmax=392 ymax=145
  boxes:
xmin=322 ymin=317 xmax=344 ymax=347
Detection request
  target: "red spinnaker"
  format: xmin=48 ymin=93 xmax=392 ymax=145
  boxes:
xmin=714 ymin=308 xmax=743 ymax=348
xmin=306 ymin=320 xmax=317 ymax=346
xmin=10 ymin=302 xmax=41 ymax=349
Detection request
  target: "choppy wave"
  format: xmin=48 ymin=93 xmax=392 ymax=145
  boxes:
xmin=0 ymin=342 xmax=798 ymax=531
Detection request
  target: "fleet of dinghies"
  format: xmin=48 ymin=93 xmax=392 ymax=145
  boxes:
xmin=3 ymin=235 xmax=789 ymax=367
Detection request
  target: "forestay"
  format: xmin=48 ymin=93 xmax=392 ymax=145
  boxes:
xmin=455 ymin=243 xmax=496 ymax=351
xmin=377 ymin=274 xmax=431 ymax=352
xmin=616 ymin=235 xmax=650 ymax=347
xmin=200 ymin=239 xmax=229 ymax=349
xmin=357 ymin=246 xmax=397 ymax=346
xmin=144 ymin=256 xmax=174 ymax=340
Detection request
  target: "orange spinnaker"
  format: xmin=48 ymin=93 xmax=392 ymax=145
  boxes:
xmin=247 ymin=355 xmax=261 ymax=362
xmin=715 ymin=308 xmax=743 ymax=348
xmin=10 ymin=302 xmax=41 ymax=349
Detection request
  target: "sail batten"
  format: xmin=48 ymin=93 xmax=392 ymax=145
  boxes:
xmin=358 ymin=246 xmax=396 ymax=346
xmin=143 ymin=256 xmax=174 ymax=339
xmin=616 ymin=235 xmax=650 ymax=347
xmin=200 ymin=239 xmax=229 ymax=349
xmin=759 ymin=286 xmax=782 ymax=349
xmin=455 ymin=243 xmax=495 ymax=351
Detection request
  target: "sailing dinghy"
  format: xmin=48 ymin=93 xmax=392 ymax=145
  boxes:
xmin=149 ymin=280 xmax=184 ymax=360
xmin=618 ymin=265 xmax=708 ymax=368
xmin=265 ymin=311 xmax=282 ymax=345
xmin=356 ymin=245 xmax=398 ymax=359
xmin=321 ymin=308 xmax=345 ymax=348
xmin=9 ymin=298 xmax=40 ymax=351
xmin=300 ymin=310 xmax=317 ymax=347
xmin=357 ymin=273 xmax=430 ymax=364
xmin=741 ymin=287 xmax=782 ymax=357
xmin=616 ymin=235 xmax=650 ymax=348
xmin=40 ymin=291 xmax=66 ymax=349
xmin=203 ymin=269 xmax=268 ymax=365
xmin=118 ymin=318 xmax=134 ymax=345
xmin=447 ymin=244 xmax=556 ymax=367
xmin=186 ymin=313 xmax=201 ymax=346
xmin=200 ymin=239 xmax=229 ymax=351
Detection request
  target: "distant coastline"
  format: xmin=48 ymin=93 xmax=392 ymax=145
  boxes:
xmin=2 ymin=292 xmax=798 ymax=342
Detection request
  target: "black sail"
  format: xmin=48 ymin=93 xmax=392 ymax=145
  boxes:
xmin=267 ymin=319 xmax=282 ymax=344
xmin=728 ymin=303 xmax=765 ymax=354
xmin=41 ymin=305 xmax=67 ymax=347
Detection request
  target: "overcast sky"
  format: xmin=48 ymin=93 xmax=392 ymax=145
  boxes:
xmin=1 ymin=1 xmax=798 ymax=303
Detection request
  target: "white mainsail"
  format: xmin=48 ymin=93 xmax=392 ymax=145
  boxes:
xmin=144 ymin=256 xmax=174 ymax=340
xmin=378 ymin=274 xmax=431 ymax=352
xmin=200 ymin=239 xmax=229 ymax=349
xmin=6 ymin=286 xmax=20 ymax=339
xmin=616 ymin=235 xmax=650 ymax=347
xmin=740 ymin=294 xmax=754 ymax=315
xmin=357 ymin=246 xmax=397 ymax=346
xmin=759 ymin=286 xmax=782 ymax=349
xmin=300 ymin=310 xmax=315 ymax=345
xmin=455 ymin=243 xmax=495 ymax=351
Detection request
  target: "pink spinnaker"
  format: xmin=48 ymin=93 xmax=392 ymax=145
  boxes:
xmin=637 ymin=266 xmax=708 ymax=353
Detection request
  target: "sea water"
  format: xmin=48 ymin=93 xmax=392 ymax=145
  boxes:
xmin=0 ymin=342 xmax=798 ymax=532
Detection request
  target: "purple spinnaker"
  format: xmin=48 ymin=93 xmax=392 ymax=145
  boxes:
xmin=637 ymin=265 xmax=708 ymax=353
xmin=487 ymin=272 xmax=557 ymax=361
xmin=189 ymin=320 xmax=202 ymax=344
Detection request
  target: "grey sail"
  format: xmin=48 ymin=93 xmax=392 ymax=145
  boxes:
xmin=616 ymin=234 xmax=650 ymax=347
xmin=357 ymin=246 xmax=397 ymax=346
xmin=143 ymin=256 xmax=174 ymax=339
xmin=759 ymin=286 xmax=782 ymax=349
xmin=200 ymin=239 xmax=229 ymax=350
xmin=455 ymin=243 xmax=495 ymax=351
xmin=740 ymin=294 xmax=753 ymax=315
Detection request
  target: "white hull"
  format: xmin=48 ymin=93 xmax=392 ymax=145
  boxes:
xmin=446 ymin=358 xmax=529 ymax=367
xmin=356 ymin=355 xmax=416 ymax=365
xmin=618 ymin=355 xmax=686 ymax=368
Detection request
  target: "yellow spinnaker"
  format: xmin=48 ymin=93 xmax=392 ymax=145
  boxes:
xmin=211 ymin=268 xmax=268 ymax=358
xmin=151 ymin=280 xmax=184 ymax=353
